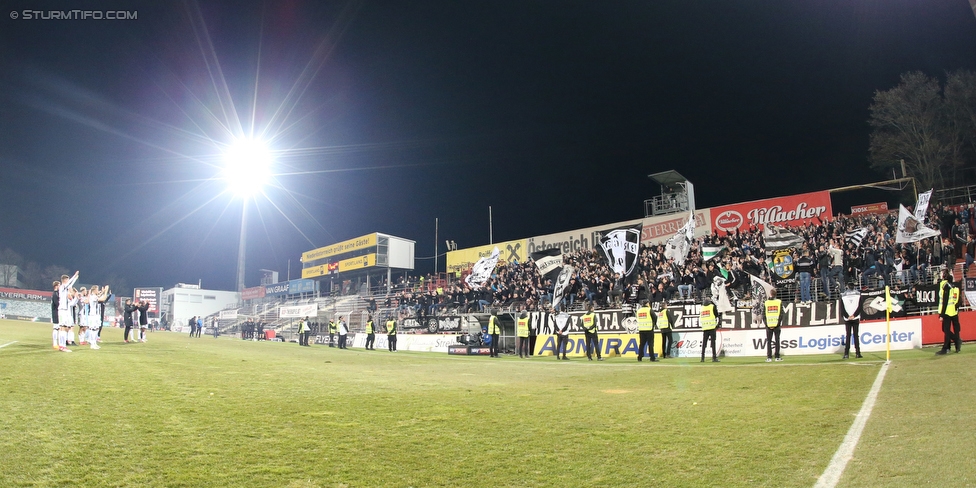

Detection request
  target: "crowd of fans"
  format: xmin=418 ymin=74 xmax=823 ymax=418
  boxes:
xmin=372 ymin=202 xmax=974 ymax=316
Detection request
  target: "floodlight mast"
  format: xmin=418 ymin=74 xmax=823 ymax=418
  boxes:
xmin=224 ymin=137 xmax=272 ymax=302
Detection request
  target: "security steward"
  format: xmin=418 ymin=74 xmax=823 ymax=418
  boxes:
xmin=328 ymin=319 xmax=338 ymax=348
xmin=936 ymin=270 xmax=962 ymax=355
xmin=582 ymin=304 xmax=603 ymax=361
xmin=700 ymin=297 xmax=720 ymax=362
xmin=763 ymin=291 xmax=783 ymax=362
xmin=365 ymin=315 xmax=376 ymax=350
xmin=636 ymin=300 xmax=657 ymax=362
xmin=841 ymin=292 xmax=862 ymax=359
xmin=487 ymin=311 xmax=501 ymax=358
xmin=516 ymin=310 xmax=531 ymax=358
xmin=658 ymin=300 xmax=674 ymax=358
xmin=298 ymin=316 xmax=311 ymax=347
xmin=386 ymin=316 xmax=398 ymax=352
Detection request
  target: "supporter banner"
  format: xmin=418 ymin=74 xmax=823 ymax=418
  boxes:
xmin=242 ymin=286 xmax=266 ymax=300
xmin=133 ymin=287 xmax=163 ymax=315
xmin=0 ymin=287 xmax=52 ymax=301
xmin=279 ymin=304 xmax=317 ymax=318
xmin=913 ymin=189 xmax=933 ymax=222
xmin=397 ymin=316 xmax=466 ymax=334
xmin=850 ymin=202 xmax=888 ymax=216
xmin=351 ymin=333 xmax=460 ymax=352
xmin=966 ymin=278 xmax=976 ymax=308
xmin=597 ymin=223 xmax=642 ymax=277
xmin=529 ymin=248 xmax=563 ymax=279
xmin=219 ymin=310 xmax=238 ymax=320
xmin=859 ymin=288 xmax=908 ymax=320
xmin=534 ymin=332 xmax=665 ymax=358
xmin=446 ymin=239 xmax=526 ymax=274
xmin=911 ymin=283 xmax=940 ymax=307
xmin=465 ymin=247 xmax=500 ymax=289
xmin=895 ymin=204 xmax=939 ymax=244
xmin=712 ymin=190 xmax=832 ymax=233
xmin=302 ymin=233 xmax=377 ymax=263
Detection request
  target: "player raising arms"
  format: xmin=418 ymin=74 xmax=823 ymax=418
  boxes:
xmin=56 ymin=272 xmax=79 ymax=352
xmin=86 ymin=285 xmax=106 ymax=349
xmin=77 ymin=287 xmax=89 ymax=346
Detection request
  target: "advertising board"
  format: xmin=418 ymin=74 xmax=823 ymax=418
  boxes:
xmin=133 ymin=287 xmax=163 ymax=316
xmin=711 ymin=190 xmax=832 ymax=233
xmin=301 ymin=233 xmax=377 ymax=263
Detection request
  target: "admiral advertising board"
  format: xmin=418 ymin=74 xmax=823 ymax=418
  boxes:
xmin=712 ymin=191 xmax=832 ymax=233
xmin=132 ymin=287 xmax=163 ymax=317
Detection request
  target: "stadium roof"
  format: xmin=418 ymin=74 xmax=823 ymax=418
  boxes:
xmin=647 ymin=170 xmax=688 ymax=187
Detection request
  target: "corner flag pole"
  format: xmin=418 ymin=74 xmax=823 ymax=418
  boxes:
xmin=885 ymin=285 xmax=891 ymax=363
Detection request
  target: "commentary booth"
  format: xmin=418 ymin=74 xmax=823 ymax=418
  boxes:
xmin=300 ymin=233 xmax=415 ymax=296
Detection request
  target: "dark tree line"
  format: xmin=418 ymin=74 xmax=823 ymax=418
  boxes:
xmin=0 ymin=247 xmax=128 ymax=294
xmin=869 ymin=70 xmax=976 ymax=191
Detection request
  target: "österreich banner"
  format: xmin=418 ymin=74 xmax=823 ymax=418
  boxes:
xmin=712 ymin=190 xmax=832 ymax=233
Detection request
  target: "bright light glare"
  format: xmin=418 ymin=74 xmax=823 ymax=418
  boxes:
xmin=223 ymin=138 xmax=273 ymax=197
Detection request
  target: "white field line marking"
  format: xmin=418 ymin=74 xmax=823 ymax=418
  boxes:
xmin=814 ymin=361 xmax=890 ymax=488
xmin=0 ymin=341 xmax=18 ymax=349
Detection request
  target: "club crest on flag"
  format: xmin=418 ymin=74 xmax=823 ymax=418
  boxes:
xmin=598 ymin=224 xmax=642 ymax=277
xmin=771 ymin=248 xmax=795 ymax=280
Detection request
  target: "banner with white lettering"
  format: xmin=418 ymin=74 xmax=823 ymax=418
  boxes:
xmin=279 ymin=304 xmax=318 ymax=318
xmin=712 ymin=190 xmax=832 ymax=233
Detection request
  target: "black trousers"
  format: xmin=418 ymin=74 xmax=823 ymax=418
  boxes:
xmin=489 ymin=333 xmax=499 ymax=357
xmin=701 ymin=329 xmax=717 ymax=359
xmin=329 ymin=332 xmax=336 ymax=347
xmin=338 ymin=334 xmax=347 ymax=349
xmin=638 ymin=330 xmax=655 ymax=360
xmin=584 ymin=331 xmax=601 ymax=359
xmin=942 ymin=315 xmax=962 ymax=351
xmin=555 ymin=334 xmax=569 ymax=359
xmin=844 ymin=320 xmax=860 ymax=355
xmin=304 ymin=331 xmax=312 ymax=346
xmin=660 ymin=329 xmax=673 ymax=358
xmin=517 ymin=337 xmax=530 ymax=357
xmin=124 ymin=324 xmax=132 ymax=341
xmin=766 ymin=327 xmax=781 ymax=359
xmin=366 ymin=333 xmax=375 ymax=349
xmin=388 ymin=335 xmax=397 ymax=351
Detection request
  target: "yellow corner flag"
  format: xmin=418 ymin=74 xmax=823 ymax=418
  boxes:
xmin=885 ymin=286 xmax=892 ymax=363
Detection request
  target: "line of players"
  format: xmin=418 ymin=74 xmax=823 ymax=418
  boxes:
xmin=51 ymin=271 xmax=151 ymax=352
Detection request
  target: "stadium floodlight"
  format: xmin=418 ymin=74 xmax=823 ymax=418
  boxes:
xmin=223 ymin=137 xmax=273 ymax=197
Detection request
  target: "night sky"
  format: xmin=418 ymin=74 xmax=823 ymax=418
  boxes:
xmin=1 ymin=1 xmax=975 ymax=291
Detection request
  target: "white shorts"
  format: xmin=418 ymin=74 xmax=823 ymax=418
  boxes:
xmin=58 ymin=308 xmax=72 ymax=327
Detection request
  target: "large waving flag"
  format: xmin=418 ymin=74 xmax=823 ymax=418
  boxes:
xmin=465 ymin=247 xmax=500 ymax=290
xmin=664 ymin=213 xmax=696 ymax=266
xmin=702 ymin=245 xmax=726 ymax=262
xmin=597 ymin=223 xmax=643 ymax=277
xmin=762 ymin=225 xmax=805 ymax=251
xmin=913 ymin=189 xmax=933 ymax=223
xmin=530 ymin=248 xmax=563 ymax=281
xmin=895 ymin=204 xmax=939 ymax=244
xmin=844 ymin=227 xmax=869 ymax=249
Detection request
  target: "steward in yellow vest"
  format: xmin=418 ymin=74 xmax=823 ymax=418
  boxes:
xmin=582 ymin=304 xmax=602 ymax=361
xmin=364 ymin=316 xmax=376 ymax=350
xmin=636 ymin=302 xmax=657 ymax=362
xmin=937 ymin=271 xmax=962 ymax=355
xmin=516 ymin=313 xmax=531 ymax=358
xmin=488 ymin=313 xmax=501 ymax=358
xmin=763 ymin=296 xmax=783 ymax=362
xmin=328 ymin=320 xmax=337 ymax=348
xmin=658 ymin=301 xmax=674 ymax=359
xmin=700 ymin=300 xmax=719 ymax=362
xmin=386 ymin=318 xmax=397 ymax=352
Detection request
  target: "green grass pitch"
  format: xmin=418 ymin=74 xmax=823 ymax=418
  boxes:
xmin=1 ymin=319 xmax=973 ymax=487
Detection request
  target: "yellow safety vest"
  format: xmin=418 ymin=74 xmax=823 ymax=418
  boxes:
xmin=329 ymin=321 xmax=337 ymax=333
xmin=298 ymin=320 xmax=307 ymax=333
xmin=386 ymin=320 xmax=396 ymax=335
xmin=657 ymin=309 xmax=670 ymax=329
xmin=947 ymin=287 xmax=960 ymax=317
xmin=700 ymin=305 xmax=718 ymax=331
xmin=516 ymin=317 xmax=530 ymax=338
xmin=582 ymin=312 xmax=597 ymax=333
xmin=636 ymin=306 xmax=654 ymax=331
xmin=488 ymin=316 xmax=501 ymax=335
xmin=764 ymin=299 xmax=782 ymax=328
xmin=365 ymin=321 xmax=374 ymax=334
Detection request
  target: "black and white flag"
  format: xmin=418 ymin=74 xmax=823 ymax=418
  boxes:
xmin=913 ymin=189 xmax=933 ymax=223
xmin=895 ymin=204 xmax=940 ymax=244
xmin=597 ymin=223 xmax=642 ymax=277
xmin=762 ymin=225 xmax=805 ymax=251
xmin=663 ymin=213 xmax=695 ymax=266
xmin=464 ymin=247 xmax=500 ymax=290
xmin=530 ymin=248 xmax=563 ymax=281
xmin=552 ymin=265 xmax=575 ymax=308
xmin=845 ymin=227 xmax=869 ymax=249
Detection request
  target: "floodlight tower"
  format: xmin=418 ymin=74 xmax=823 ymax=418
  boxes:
xmin=223 ymin=138 xmax=273 ymax=300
